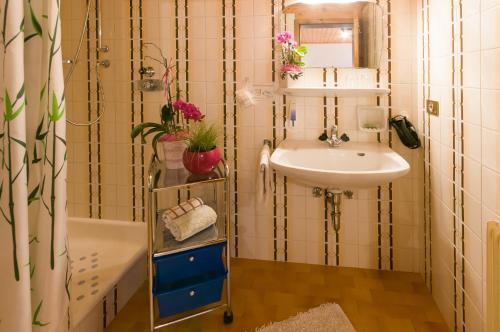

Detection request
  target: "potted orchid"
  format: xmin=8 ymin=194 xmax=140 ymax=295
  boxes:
xmin=276 ymin=31 xmax=307 ymax=80
xmin=131 ymin=44 xmax=204 ymax=169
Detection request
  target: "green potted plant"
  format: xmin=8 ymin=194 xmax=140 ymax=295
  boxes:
xmin=130 ymin=44 xmax=204 ymax=169
xmin=182 ymin=122 xmax=221 ymax=174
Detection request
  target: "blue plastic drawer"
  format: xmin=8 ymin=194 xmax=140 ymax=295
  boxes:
xmin=153 ymin=242 xmax=226 ymax=289
xmin=154 ymin=274 xmax=226 ymax=318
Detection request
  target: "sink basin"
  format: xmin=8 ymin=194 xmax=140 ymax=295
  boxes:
xmin=270 ymin=139 xmax=410 ymax=189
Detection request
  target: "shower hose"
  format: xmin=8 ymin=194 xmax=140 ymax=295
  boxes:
xmin=64 ymin=0 xmax=108 ymax=127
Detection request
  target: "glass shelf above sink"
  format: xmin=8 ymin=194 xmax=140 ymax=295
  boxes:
xmin=281 ymin=87 xmax=390 ymax=97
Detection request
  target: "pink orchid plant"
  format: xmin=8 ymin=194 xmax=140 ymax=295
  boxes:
xmin=276 ymin=31 xmax=307 ymax=80
xmin=131 ymin=43 xmax=205 ymax=157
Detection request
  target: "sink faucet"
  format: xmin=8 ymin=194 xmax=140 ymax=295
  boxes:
xmin=318 ymin=126 xmax=350 ymax=147
xmin=327 ymin=125 xmax=343 ymax=148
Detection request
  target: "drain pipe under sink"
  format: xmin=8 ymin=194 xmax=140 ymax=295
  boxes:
xmin=326 ymin=190 xmax=342 ymax=232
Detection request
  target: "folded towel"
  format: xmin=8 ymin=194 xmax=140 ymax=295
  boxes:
xmin=257 ymin=144 xmax=273 ymax=203
xmin=161 ymin=197 xmax=204 ymax=224
xmin=165 ymin=205 xmax=218 ymax=242
xmin=160 ymin=222 xmax=219 ymax=251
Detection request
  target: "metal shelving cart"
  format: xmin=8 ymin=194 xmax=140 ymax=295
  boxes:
xmin=147 ymin=156 xmax=233 ymax=331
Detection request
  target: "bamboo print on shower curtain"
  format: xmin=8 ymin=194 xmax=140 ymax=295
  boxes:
xmin=0 ymin=0 xmax=70 ymax=331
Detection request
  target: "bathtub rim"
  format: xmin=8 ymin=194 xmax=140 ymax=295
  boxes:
xmin=68 ymin=217 xmax=147 ymax=327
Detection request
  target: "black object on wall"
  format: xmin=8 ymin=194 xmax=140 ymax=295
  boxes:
xmin=389 ymin=115 xmax=421 ymax=149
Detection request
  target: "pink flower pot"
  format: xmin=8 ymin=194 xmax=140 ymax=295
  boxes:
xmin=183 ymin=147 xmax=221 ymax=174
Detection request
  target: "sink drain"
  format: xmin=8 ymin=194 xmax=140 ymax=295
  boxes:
xmin=357 ymin=152 xmax=366 ymax=156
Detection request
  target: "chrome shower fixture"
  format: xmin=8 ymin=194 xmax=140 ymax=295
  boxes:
xmin=97 ymin=46 xmax=109 ymax=53
xmin=64 ymin=0 xmax=110 ymax=127
xmin=96 ymin=0 xmax=109 ymax=53
xmin=134 ymin=66 xmax=164 ymax=91
xmin=139 ymin=66 xmax=156 ymax=77
xmin=97 ymin=59 xmax=111 ymax=68
xmin=134 ymin=79 xmax=164 ymax=92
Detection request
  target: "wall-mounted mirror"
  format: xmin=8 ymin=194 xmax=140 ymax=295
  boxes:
xmin=282 ymin=0 xmax=384 ymax=69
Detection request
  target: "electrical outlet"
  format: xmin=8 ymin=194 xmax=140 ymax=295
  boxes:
xmin=252 ymin=84 xmax=275 ymax=101
xmin=426 ymin=100 xmax=439 ymax=116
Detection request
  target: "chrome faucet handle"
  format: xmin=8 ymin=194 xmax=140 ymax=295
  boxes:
xmin=318 ymin=132 xmax=328 ymax=141
xmin=340 ymin=133 xmax=350 ymax=142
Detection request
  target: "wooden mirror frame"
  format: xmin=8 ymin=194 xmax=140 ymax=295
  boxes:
xmin=283 ymin=1 xmax=383 ymax=69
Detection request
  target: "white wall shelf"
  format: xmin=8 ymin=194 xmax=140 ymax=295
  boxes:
xmin=281 ymin=87 xmax=390 ymax=97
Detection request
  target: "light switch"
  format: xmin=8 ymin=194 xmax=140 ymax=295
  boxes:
xmin=426 ymin=100 xmax=439 ymax=116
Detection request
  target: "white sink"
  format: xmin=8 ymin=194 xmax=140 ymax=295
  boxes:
xmin=270 ymin=139 xmax=410 ymax=189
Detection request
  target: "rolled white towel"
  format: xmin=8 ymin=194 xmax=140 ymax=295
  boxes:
xmin=257 ymin=144 xmax=273 ymax=203
xmin=166 ymin=205 xmax=218 ymax=242
xmin=162 ymin=197 xmax=204 ymax=225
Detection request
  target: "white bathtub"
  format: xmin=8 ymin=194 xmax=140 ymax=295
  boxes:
xmin=68 ymin=218 xmax=147 ymax=332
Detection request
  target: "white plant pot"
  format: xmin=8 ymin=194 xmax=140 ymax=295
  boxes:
xmin=279 ymin=75 xmax=288 ymax=89
xmin=279 ymin=75 xmax=304 ymax=89
xmin=161 ymin=140 xmax=186 ymax=169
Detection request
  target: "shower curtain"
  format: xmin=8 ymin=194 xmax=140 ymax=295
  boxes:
xmin=0 ymin=0 xmax=69 ymax=331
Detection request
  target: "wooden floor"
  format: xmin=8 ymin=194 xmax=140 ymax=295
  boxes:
xmin=105 ymin=258 xmax=449 ymax=332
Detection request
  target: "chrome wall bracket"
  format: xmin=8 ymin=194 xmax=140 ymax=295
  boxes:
xmin=343 ymin=190 xmax=354 ymax=199
xmin=312 ymin=187 xmax=323 ymax=197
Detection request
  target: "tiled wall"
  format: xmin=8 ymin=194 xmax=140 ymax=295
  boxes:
xmin=62 ymin=0 xmax=423 ymax=272
xmin=417 ymin=0 xmax=500 ymax=330
xmin=62 ymin=0 xmax=156 ymax=222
